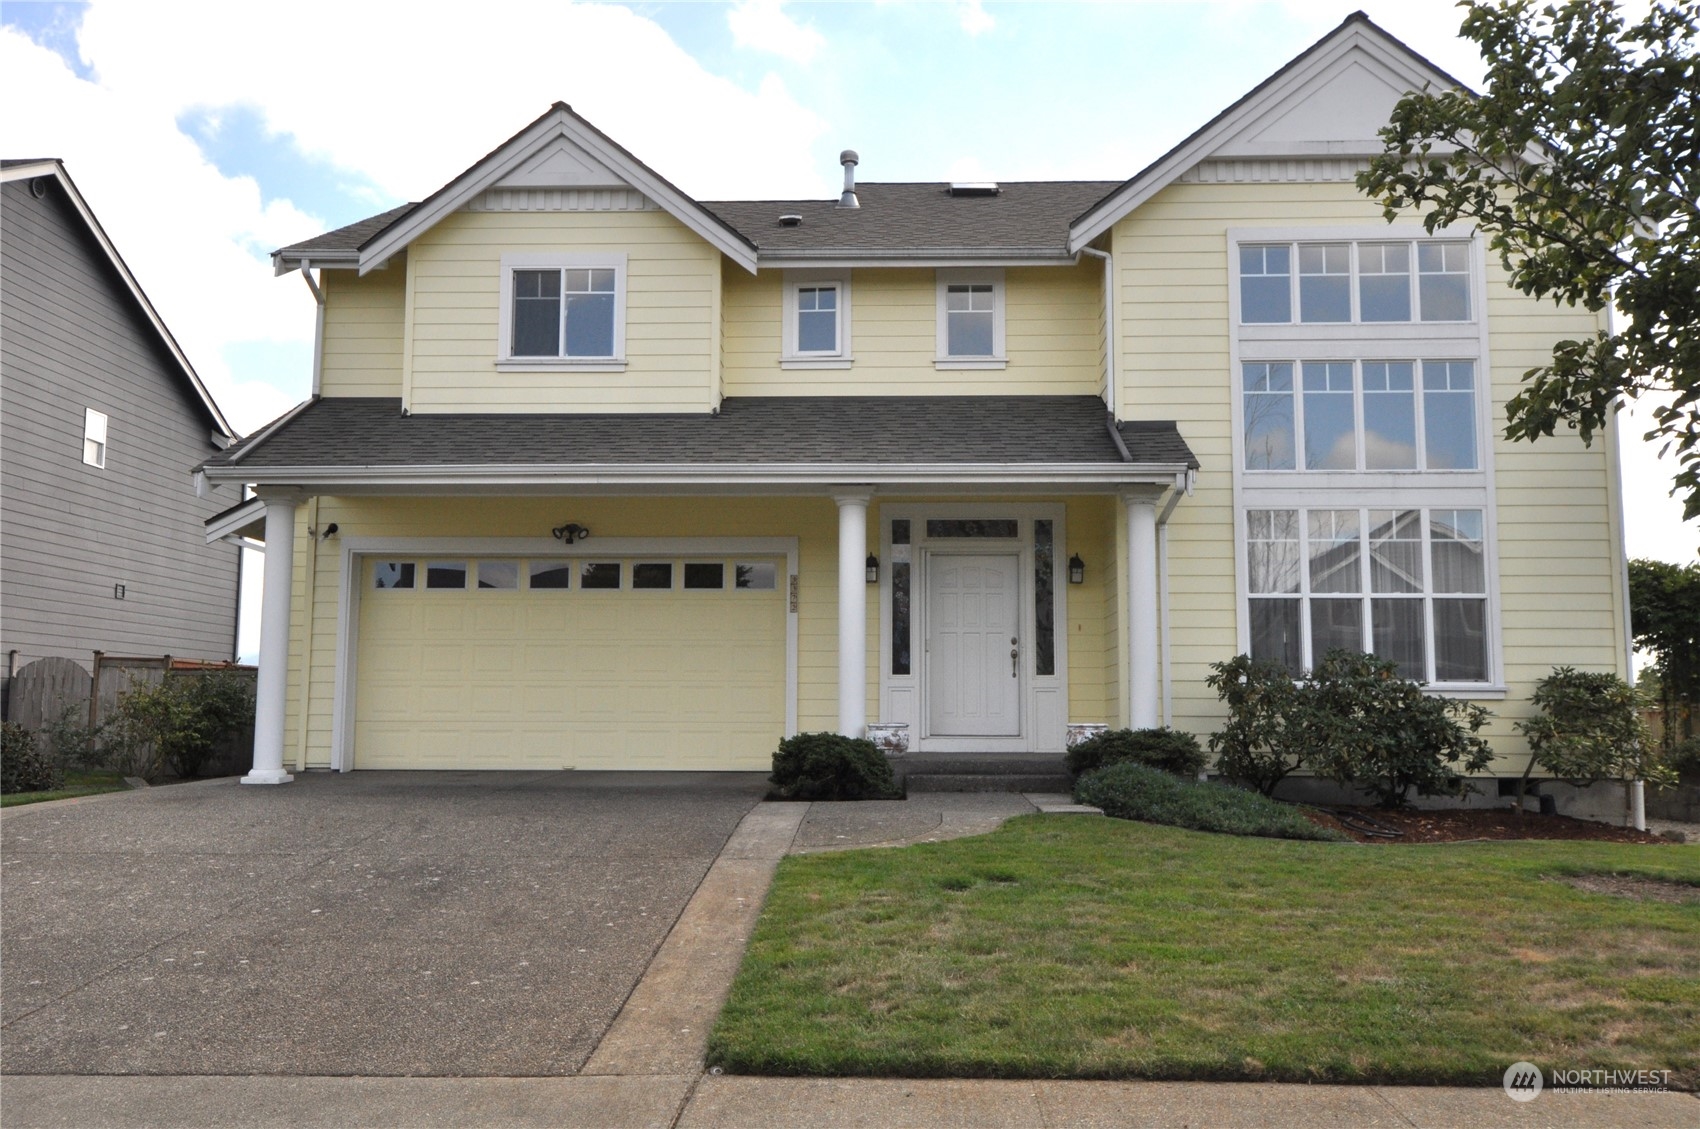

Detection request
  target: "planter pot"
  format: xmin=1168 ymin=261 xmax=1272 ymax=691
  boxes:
xmin=866 ymin=723 xmax=910 ymax=758
xmin=1066 ymin=723 xmax=1108 ymax=749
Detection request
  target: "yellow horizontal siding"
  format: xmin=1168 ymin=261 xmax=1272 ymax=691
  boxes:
xmin=1114 ymin=180 xmax=1624 ymax=772
xmin=318 ymin=266 xmax=406 ymax=397
xmin=721 ymin=263 xmax=1103 ymax=396
xmin=404 ymin=209 xmax=719 ymax=414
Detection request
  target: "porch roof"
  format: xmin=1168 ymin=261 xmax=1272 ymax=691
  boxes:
xmin=198 ymin=396 xmax=1197 ymax=488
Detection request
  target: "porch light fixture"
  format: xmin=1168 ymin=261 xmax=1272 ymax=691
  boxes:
xmin=552 ymin=522 xmax=591 ymax=545
xmin=1068 ymin=554 xmax=1085 ymax=584
xmin=866 ymin=554 xmax=879 ymax=583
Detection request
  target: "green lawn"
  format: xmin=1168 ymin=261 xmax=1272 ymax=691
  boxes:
xmin=0 ymin=770 xmax=131 ymax=808
xmin=708 ymin=816 xmax=1700 ymax=1087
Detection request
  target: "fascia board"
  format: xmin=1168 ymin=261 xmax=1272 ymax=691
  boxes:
xmin=1066 ymin=21 xmax=1466 ymax=253
xmin=357 ymin=110 xmax=759 ymax=275
xmin=203 ymin=497 xmax=267 ymax=545
xmin=200 ymin=462 xmax=1190 ymax=490
xmin=758 ymin=251 xmax=1077 ymax=268
xmin=272 ymin=250 xmax=358 ymax=276
xmin=11 ymin=161 xmax=238 ymax=440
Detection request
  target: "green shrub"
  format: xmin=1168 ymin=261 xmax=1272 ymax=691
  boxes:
xmin=770 ymin=732 xmax=900 ymax=801
xmin=1 ymin=723 xmax=63 ymax=794
xmin=42 ymin=705 xmax=106 ymax=772
xmin=1667 ymin=735 xmax=1700 ymax=775
xmin=1075 ymin=761 xmax=1345 ymax=841
xmin=1518 ymin=667 xmax=1675 ymax=790
xmin=105 ymin=672 xmax=256 ymax=782
xmin=1065 ymin=727 xmax=1206 ymax=778
xmin=1204 ymin=655 xmax=1313 ymax=796
xmin=1303 ymin=650 xmax=1494 ymax=809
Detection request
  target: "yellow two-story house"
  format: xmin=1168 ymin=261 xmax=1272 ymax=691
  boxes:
xmin=202 ymin=14 xmax=1631 ymax=786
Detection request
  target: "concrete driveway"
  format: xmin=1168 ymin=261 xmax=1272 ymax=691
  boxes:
xmin=0 ymin=771 xmax=766 ymax=1077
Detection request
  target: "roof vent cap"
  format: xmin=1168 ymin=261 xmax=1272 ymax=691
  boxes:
xmin=838 ymin=149 xmax=860 ymax=209
xmin=779 ymin=213 xmax=803 ymax=227
xmin=948 ymin=182 xmax=1000 ymax=197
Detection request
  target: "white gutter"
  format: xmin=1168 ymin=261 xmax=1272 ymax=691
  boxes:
xmin=301 ymin=261 xmax=326 ymax=398
xmin=200 ymin=461 xmax=1193 ymax=490
xmin=1078 ymin=247 xmax=1116 ymax=417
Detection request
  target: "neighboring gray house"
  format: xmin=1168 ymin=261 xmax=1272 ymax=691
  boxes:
xmin=1 ymin=159 xmax=241 ymax=710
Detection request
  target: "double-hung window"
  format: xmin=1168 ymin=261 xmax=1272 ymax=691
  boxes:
xmin=498 ymin=253 xmax=627 ymax=369
xmin=782 ymin=271 xmax=852 ymax=367
xmin=1232 ymin=226 xmax=1496 ymax=688
xmin=935 ymin=268 xmax=1006 ymax=367
xmin=82 ymin=408 xmax=108 ymax=469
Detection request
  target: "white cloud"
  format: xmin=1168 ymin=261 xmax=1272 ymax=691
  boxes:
xmin=956 ymin=1 xmax=995 ymax=36
xmin=728 ymin=0 xmax=825 ymax=63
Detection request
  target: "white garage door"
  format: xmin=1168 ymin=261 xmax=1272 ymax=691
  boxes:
xmin=353 ymin=555 xmax=787 ymax=770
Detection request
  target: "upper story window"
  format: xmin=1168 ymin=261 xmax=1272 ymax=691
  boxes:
xmin=82 ymin=408 xmax=108 ymax=469
xmin=782 ymin=271 xmax=852 ymax=367
xmin=1243 ymin=359 xmax=1480 ymax=473
xmin=935 ymin=268 xmax=1006 ymax=368
xmin=497 ymin=252 xmax=627 ymax=370
xmin=1238 ymin=239 xmax=1474 ymax=325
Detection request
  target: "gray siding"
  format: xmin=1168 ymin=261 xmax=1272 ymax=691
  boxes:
xmin=1 ymin=176 xmax=240 ymax=700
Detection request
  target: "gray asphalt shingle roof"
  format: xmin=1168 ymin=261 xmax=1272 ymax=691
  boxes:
xmin=206 ymin=396 xmax=1197 ymax=471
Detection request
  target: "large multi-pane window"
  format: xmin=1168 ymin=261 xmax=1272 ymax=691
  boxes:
xmin=1246 ymin=507 xmax=1489 ymax=684
xmin=1242 ymin=359 xmax=1478 ymax=472
xmin=1238 ymin=239 xmax=1473 ymax=324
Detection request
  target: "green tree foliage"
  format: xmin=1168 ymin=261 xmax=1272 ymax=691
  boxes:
xmin=1518 ymin=666 xmax=1675 ymax=789
xmin=1629 ymin=557 xmax=1700 ymax=746
xmin=1358 ymin=1 xmax=1700 ymax=515
xmin=1205 ymin=655 xmax=1315 ymax=797
xmin=107 ymin=672 xmax=256 ymax=782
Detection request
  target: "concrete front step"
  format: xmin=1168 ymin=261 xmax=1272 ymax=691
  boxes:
xmin=905 ymin=773 xmax=1076 ymax=794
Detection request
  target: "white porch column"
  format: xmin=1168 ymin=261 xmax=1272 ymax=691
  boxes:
xmin=1125 ymin=493 xmax=1160 ymax=730
xmin=244 ymin=491 xmax=300 ymax=785
xmin=834 ymin=491 xmax=872 ymax=737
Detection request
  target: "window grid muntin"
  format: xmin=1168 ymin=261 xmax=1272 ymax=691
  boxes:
xmin=795 ymin=284 xmax=840 ymax=354
xmin=1244 ymin=505 xmax=1489 ymax=683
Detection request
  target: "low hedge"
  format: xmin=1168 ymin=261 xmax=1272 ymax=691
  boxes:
xmin=2 ymin=723 xmax=62 ymax=795
xmin=1076 ymin=761 xmax=1346 ymax=841
xmin=1064 ymin=726 xmax=1206 ymax=778
xmin=770 ymin=732 xmax=901 ymax=801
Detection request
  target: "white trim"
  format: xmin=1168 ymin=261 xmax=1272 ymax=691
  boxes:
xmin=759 ymin=253 xmax=1078 ymax=269
xmin=82 ymin=407 xmax=108 ymax=469
xmin=330 ymin=535 xmax=799 ymax=772
xmin=497 ymin=252 xmax=628 ymax=366
xmin=357 ymin=106 xmax=758 ymax=275
xmin=204 ymin=497 xmax=267 ymax=545
xmin=781 ymin=269 xmax=852 ymax=364
xmin=2 ymin=160 xmax=237 ymax=441
xmin=934 ymin=268 xmax=1006 ymax=364
xmin=877 ymin=502 xmax=1068 ymax=754
xmin=1067 ymin=17 xmax=1469 ymax=252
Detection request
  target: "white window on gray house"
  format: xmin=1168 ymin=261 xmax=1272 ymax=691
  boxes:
xmin=1246 ymin=506 xmax=1489 ymax=684
xmin=82 ymin=408 xmax=108 ymax=468
xmin=512 ymin=268 xmax=618 ymax=358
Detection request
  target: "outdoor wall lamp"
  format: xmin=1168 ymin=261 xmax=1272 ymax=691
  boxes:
xmin=1068 ymin=553 xmax=1085 ymax=584
xmin=866 ymin=554 xmax=879 ymax=583
xmin=552 ymin=522 xmax=591 ymax=545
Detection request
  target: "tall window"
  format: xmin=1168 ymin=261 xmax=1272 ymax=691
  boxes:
xmin=796 ymin=286 xmax=838 ymax=353
xmin=783 ymin=272 xmax=851 ymax=364
xmin=935 ymin=269 xmax=1005 ymax=364
xmin=1246 ymin=507 xmax=1489 ymax=684
xmin=82 ymin=408 xmax=108 ymax=469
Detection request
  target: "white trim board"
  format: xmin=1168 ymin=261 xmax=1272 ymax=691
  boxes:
xmin=329 ymin=535 xmax=799 ymax=772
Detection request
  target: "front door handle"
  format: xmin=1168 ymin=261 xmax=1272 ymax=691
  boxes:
xmin=1010 ymin=638 xmax=1019 ymax=677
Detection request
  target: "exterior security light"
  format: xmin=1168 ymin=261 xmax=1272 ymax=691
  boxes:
xmin=866 ymin=554 xmax=879 ymax=583
xmin=1068 ymin=554 xmax=1085 ymax=584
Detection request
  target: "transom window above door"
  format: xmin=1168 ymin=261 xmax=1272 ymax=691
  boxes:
xmin=497 ymin=252 xmax=627 ymax=369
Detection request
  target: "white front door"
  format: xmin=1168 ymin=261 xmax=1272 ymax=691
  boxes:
xmin=925 ymin=553 xmax=1021 ymax=737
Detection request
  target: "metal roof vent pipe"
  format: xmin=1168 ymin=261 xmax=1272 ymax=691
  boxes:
xmin=837 ymin=149 xmax=860 ymax=209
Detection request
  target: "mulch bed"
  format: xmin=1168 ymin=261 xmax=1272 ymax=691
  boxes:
xmin=1304 ymin=806 xmax=1673 ymax=844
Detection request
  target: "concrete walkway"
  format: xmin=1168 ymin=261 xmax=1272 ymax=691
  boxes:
xmin=5 ymin=789 xmax=1696 ymax=1128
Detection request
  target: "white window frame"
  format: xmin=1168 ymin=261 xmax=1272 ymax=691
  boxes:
xmin=1241 ymin=503 xmax=1501 ymax=692
xmin=496 ymin=252 xmax=628 ymax=371
xmin=934 ymin=268 xmax=1006 ymax=368
xmin=82 ymin=408 xmax=108 ymax=469
xmin=1227 ymin=224 xmax=1503 ymax=695
xmin=781 ymin=269 xmax=852 ymax=368
xmin=1234 ymin=235 xmax=1478 ymax=328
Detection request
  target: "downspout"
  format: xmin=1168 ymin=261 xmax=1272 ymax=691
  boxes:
xmin=300 ymin=261 xmax=326 ymax=397
xmin=1079 ymin=247 xmax=1116 ymax=419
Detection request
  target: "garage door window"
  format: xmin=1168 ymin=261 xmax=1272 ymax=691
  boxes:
xmin=529 ymin=561 xmax=573 ymax=589
xmin=477 ymin=561 xmax=519 ymax=589
xmin=736 ymin=562 xmax=777 ymax=590
xmin=580 ymin=562 xmax=622 ymax=590
xmin=633 ymin=562 xmax=673 ymax=589
xmin=425 ymin=562 xmax=467 ymax=589
xmin=684 ymin=562 xmax=725 ymax=589
xmin=374 ymin=562 xmax=415 ymax=589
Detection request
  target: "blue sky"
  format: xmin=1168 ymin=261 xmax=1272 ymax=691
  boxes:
xmin=2 ymin=1 xmax=1691 ymax=656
